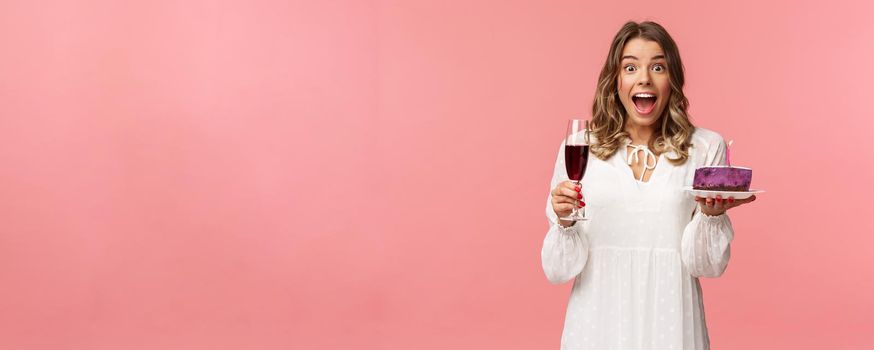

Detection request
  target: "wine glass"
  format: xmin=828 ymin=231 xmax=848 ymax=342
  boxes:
xmin=562 ymin=119 xmax=590 ymax=221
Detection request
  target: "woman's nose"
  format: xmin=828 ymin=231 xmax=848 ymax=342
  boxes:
xmin=637 ymin=72 xmax=652 ymax=86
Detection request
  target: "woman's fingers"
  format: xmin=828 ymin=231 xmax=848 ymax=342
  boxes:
xmin=714 ymin=195 xmax=726 ymax=210
xmin=559 ymin=186 xmax=581 ymax=200
xmin=726 ymin=195 xmax=756 ymax=209
xmin=551 ymin=187 xmax=576 ymax=201
xmin=552 ymin=196 xmax=577 ymax=205
xmin=562 ymin=181 xmax=582 ymax=196
xmin=551 ymin=181 xmax=585 ymax=216
xmin=552 ymin=194 xmax=584 ymax=207
xmin=695 ymin=194 xmax=757 ymax=212
xmin=553 ymin=203 xmax=576 ymax=213
xmin=552 ymin=181 xmax=584 ymax=202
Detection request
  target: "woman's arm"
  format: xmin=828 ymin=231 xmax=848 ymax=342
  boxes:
xmin=681 ymin=208 xmax=734 ymax=278
xmin=681 ymin=136 xmax=734 ymax=278
xmin=541 ymin=142 xmax=589 ymax=284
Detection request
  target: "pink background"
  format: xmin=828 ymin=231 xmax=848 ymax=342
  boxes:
xmin=1 ymin=0 xmax=872 ymax=349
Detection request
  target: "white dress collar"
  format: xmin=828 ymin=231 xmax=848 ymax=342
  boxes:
xmin=625 ymin=142 xmax=658 ymax=182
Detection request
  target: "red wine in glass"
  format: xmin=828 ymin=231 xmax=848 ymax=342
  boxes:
xmin=562 ymin=119 xmax=590 ymax=221
xmin=565 ymin=145 xmax=590 ymax=181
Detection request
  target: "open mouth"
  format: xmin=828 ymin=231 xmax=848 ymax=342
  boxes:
xmin=631 ymin=93 xmax=658 ymax=115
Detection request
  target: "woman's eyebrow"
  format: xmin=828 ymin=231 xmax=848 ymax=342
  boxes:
xmin=622 ymin=54 xmax=666 ymax=61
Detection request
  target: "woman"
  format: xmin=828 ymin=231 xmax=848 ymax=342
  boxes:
xmin=541 ymin=21 xmax=757 ymax=349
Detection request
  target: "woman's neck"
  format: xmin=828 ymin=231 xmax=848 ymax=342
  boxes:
xmin=625 ymin=122 xmax=656 ymax=145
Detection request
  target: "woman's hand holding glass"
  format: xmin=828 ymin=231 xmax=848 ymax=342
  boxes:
xmin=551 ymin=180 xmax=585 ymax=227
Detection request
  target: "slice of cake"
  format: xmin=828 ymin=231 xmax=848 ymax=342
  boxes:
xmin=693 ymin=166 xmax=752 ymax=191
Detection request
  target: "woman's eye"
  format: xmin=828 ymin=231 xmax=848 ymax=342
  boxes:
xmin=624 ymin=65 xmax=636 ymax=72
xmin=652 ymin=64 xmax=665 ymax=72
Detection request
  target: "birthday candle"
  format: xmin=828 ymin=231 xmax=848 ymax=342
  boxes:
xmin=726 ymin=140 xmax=733 ymax=167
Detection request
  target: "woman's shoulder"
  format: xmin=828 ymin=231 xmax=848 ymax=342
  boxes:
xmin=690 ymin=126 xmax=725 ymax=149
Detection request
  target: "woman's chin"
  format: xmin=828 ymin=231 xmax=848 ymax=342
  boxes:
xmin=627 ymin=111 xmax=662 ymax=127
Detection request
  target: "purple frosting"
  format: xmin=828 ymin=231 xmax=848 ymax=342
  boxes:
xmin=693 ymin=166 xmax=752 ymax=191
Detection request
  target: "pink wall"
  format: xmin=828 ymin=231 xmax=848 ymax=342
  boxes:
xmin=1 ymin=0 xmax=871 ymax=349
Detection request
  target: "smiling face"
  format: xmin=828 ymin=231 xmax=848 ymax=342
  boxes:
xmin=616 ymin=38 xmax=672 ymax=128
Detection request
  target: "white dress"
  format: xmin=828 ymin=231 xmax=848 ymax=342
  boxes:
xmin=541 ymin=127 xmax=735 ymax=350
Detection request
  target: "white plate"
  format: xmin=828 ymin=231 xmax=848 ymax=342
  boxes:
xmin=683 ymin=186 xmax=764 ymax=200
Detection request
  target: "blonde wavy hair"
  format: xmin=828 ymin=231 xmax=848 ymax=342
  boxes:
xmin=590 ymin=21 xmax=694 ymax=165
